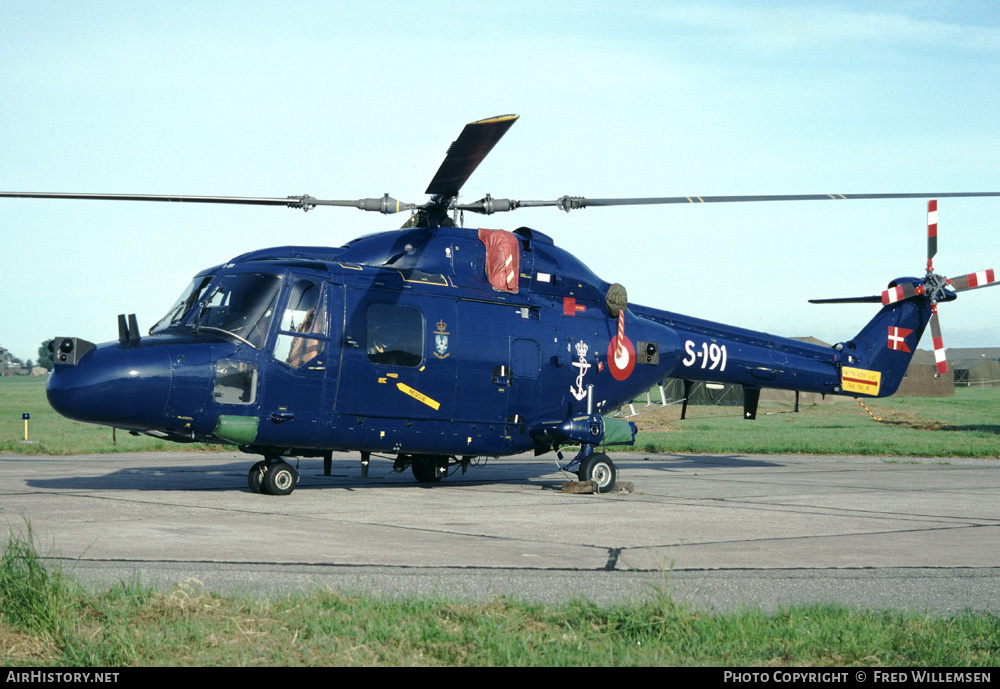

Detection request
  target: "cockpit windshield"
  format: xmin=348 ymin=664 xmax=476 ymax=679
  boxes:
xmin=152 ymin=273 xmax=282 ymax=350
xmin=150 ymin=275 xmax=214 ymax=333
xmin=194 ymin=274 xmax=282 ymax=348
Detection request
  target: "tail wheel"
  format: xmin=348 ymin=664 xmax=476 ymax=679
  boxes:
xmin=262 ymin=461 xmax=299 ymax=496
xmin=578 ymin=453 xmax=618 ymax=493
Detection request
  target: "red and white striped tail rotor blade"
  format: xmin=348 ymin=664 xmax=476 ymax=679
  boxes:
xmin=881 ymin=282 xmax=918 ymax=305
xmin=929 ymin=306 xmax=948 ymax=375
xmin=948 ymin=269 xmax=998 ymax=292
xmin=926 ymin=199 xmax=938 ymax=270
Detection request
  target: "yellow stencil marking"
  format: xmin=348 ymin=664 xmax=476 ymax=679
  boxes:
xmin=841 ymin=366 xmax=881 ymax=395
xmin=396 ymin=382 xmax=440 ymax=411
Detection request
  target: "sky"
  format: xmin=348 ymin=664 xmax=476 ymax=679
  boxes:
xmin=1 ymin=0 xmax=998 ymax=364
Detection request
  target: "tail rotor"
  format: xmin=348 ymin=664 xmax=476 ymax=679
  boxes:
xmin=813 ymin=200 xmax=998 ymax=377
xmin=886 ymin=201 xmax=997 ymax=375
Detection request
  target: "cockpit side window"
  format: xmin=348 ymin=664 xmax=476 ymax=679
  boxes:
xmin=280 ymin=278 xmax=327 ymax=336
xmin=273 ymin=278 xmax=328 ymax=368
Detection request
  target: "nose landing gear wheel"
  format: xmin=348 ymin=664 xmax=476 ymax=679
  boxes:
xmin=261 ymin=460 xmax=299 ymax=496
xmin=577 ymin=453 xmax=617 ymax=493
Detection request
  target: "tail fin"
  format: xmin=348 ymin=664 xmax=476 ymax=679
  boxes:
xmin=838 ymin=282 xmax=933 ymax=397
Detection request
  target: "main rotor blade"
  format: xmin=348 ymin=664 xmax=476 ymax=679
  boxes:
xmin=0 ymin=191 xmax=415 ymax=214
xmin=0 ymin=191 xmax=310 ymax=207
xmin=457 ymin=191 xmax=1000 ymax=214
xmin=576 ymin=191 xmax=1000 ymax=208
xmin=424 ymin=115 xmax=519 ymax=198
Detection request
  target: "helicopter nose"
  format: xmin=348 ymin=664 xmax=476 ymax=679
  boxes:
xmin=47 ymin=341 xmax=171 ymax=428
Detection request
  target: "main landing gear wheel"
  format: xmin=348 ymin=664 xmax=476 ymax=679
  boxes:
xmin=578 ymin=453 xmax=618 ymax=493
xmin=411 ymin=455 xmax=447 ymax=483
xmin=261 ymin=460 xmax=299 ymax=496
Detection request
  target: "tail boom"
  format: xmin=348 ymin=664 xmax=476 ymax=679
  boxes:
xmin=634 ymin=286 xmax=934 ymax=403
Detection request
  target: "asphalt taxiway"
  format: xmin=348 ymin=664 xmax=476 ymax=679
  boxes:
xmin=1 ymin=450 xmax=997 ymax=613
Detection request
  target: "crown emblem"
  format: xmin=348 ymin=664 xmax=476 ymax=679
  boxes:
xmin=575 ymin=340 xmax=589 ymax=358
xmin=436 ymin=320 xmax=448 ymax=333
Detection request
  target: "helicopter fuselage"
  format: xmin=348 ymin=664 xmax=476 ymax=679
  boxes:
xmin=22 ymin=114 xmax=995 ymax=496
xmin=48 ymin=223 xmax=886 ymax=466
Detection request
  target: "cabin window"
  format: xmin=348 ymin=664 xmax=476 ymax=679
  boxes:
xmin=366 ymin=303 xmax=423 ymax=367
xmin=213 ymin=360 xmax=258 ymax=405
xmin=273 ymin=279 xmax=327 ymax=368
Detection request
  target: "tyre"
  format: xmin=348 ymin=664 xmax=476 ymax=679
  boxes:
xmin=262 ymin=461 xmax=298 ymax=496
xmin=411 ymin=456 xmax=446 ymax=483
xmin=577 ymin=453 xmax=617 ymax=493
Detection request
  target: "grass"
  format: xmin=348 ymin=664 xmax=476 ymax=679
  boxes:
xmin=1 ymin=528 xmax=997 ymax=667
xmin=0 ymin=376 xmax=221 ymax=455
xmin=617 ymin=387 xmax=1000 ymax=459
xmin=2 ymin=376 xmax=998 ymax=458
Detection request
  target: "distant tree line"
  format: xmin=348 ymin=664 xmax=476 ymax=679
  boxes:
xmin=37 ymin=339 xmax=54 ymax=371
xmin=0 ymin=340 xmax=53 ymax=375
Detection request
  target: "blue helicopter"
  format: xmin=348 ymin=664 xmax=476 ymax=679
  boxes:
xmin=5 ymin=115 xmax=998 ymax=495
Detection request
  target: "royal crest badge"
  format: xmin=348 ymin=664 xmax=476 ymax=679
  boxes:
xmin=434 ymin=320 xmax=450 ymax=359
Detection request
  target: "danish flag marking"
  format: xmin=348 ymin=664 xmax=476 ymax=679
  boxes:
xmin=887 ymin=326 xmax=913 ymax=352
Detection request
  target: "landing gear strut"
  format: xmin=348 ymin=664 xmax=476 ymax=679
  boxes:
xmin=248 ymin=460 xmax=265 ymax=493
